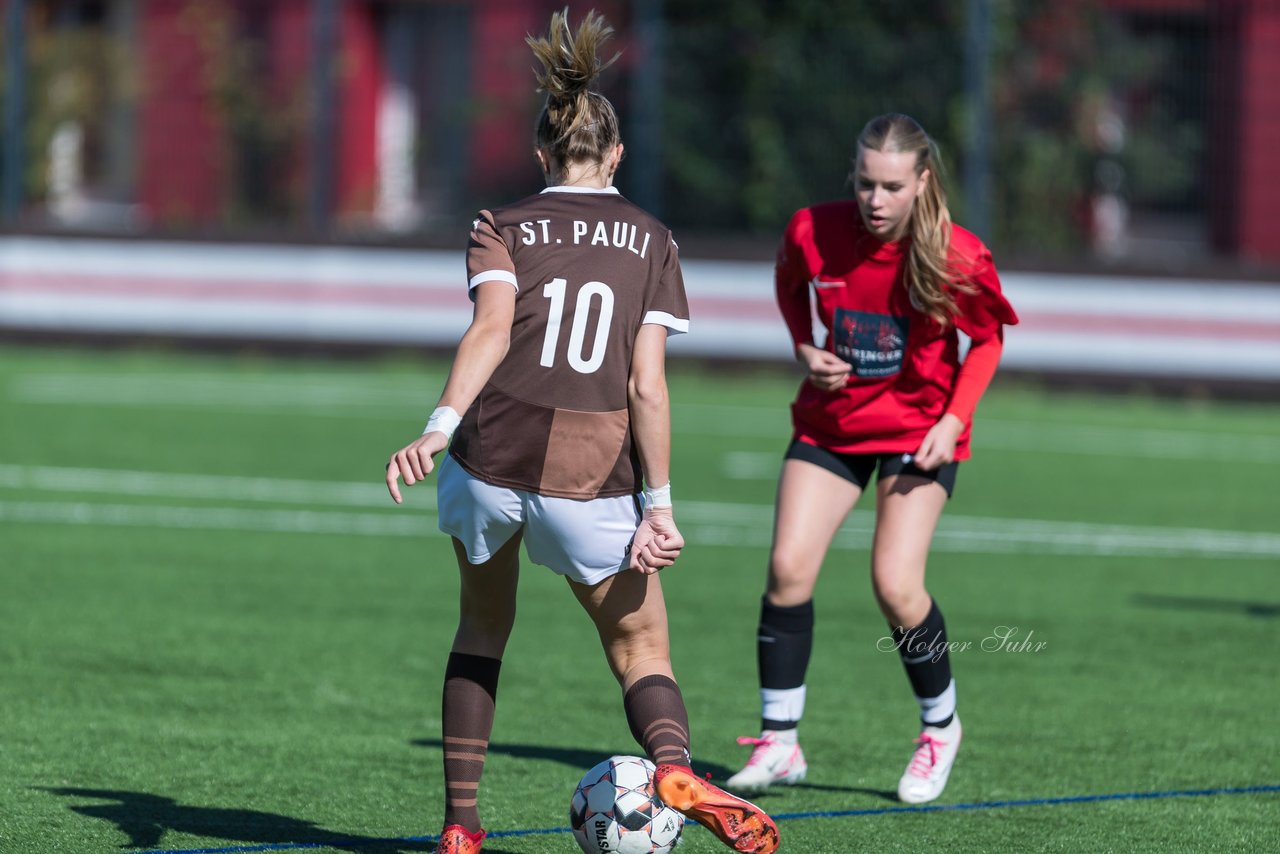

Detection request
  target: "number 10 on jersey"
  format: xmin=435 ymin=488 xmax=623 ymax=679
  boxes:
xmin=540 ymin=277 xmax=616 ymax=374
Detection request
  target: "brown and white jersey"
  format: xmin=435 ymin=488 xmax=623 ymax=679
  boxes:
xmin=449 ymin=186 xmax=689 ymax=499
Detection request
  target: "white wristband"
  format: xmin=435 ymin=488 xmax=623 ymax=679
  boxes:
xmin=643 ymin=481 xmax=672 ymax=509
xmin=422 ymin=405 xmax=462 ymax=439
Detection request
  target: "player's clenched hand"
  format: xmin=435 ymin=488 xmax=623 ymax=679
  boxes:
xmin=386 ymin=430 xmax=450 ymax=504
xmin=798 ymin=343 xmax=852 ymax=391
xmin=628 ymin=508 xmax=685 ymax=574
xmin=912 ymin=413 xmax=965 ymax=471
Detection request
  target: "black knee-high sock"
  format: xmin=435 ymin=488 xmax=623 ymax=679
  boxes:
xmin=891 ymin=599 xmax=955 ymax=727
xmin=757 ymin=597 xmax=814 ymax=730
xmin=442 ymin=652 xmax=502 ymax=832
xmin=623 ymin=675 xmax=691 ymax=767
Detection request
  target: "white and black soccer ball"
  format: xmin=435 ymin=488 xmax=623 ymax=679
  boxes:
xmin=570 ymin=755 xmax=684 ymax=854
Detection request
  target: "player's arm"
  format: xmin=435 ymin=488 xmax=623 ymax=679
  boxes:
xmin=774 ymin=211 xmax=815 ymax=348
xmin=627 ymin=322 xmax=684 ymax=573
xmin=912 ymin=332 xmax=1004 ymax=471
xmin=385 ymin=280 xmax=515 ymax=503
xmin=436 ymin=280 xmax=517 ymax=415
xmin=775 ymin=210 xmax=851 ymax=390
xmin=913 ymin=244 xmax=1015 ymax=471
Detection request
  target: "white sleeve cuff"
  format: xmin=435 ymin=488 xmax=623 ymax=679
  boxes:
xmin=643 ymin=310 xmax=689 ymax=335
xmin=468 ymin=270 xmax=518 ymax=291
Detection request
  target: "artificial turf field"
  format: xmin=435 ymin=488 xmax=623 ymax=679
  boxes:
xmin=1 ymin=343 xmax=1276 ymax=853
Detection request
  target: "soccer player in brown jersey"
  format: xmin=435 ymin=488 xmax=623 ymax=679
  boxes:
xmin=384 ymin=10 xmax=778 ymax=854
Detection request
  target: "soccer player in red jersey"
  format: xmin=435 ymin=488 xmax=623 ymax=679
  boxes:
xmin=384 ymin=11 xmax=777 ymax=854
xmin=727 ymin=113 xmax=1019 ymax=805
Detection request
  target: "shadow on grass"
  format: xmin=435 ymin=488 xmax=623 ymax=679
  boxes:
xmin=36 ymin=788 xmax=523 ymax=854
xmin=776 ymin=782 xmax=899 ymax=802
xmin=409 ymin=738 xmax=736 ymax=781
xmin=1131 ymin=593 xmax=1280 ymax=618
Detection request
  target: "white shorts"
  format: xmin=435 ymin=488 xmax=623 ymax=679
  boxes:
xmin=436 ymin=453 xmax=641 ymax=586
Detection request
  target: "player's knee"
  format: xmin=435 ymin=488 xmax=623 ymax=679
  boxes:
xmin=608 ymin=616 xmax=667 ymax=654
xmin=768 ymin=548 xmax=819 ymax=598
xmin=871 ymin=577 xmax=928 ymax=626
xmin=458 ymin=603 xmax=516 ymax=643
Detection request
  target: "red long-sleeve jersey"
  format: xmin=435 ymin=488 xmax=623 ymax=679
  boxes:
xmin=776 ymin=201 xmax=1018 ymax=460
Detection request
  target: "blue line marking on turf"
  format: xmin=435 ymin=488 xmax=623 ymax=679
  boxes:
xmin=769 ymin=783 xmax=1280 ymax=821
xmin=129 ymin=784 xmax=1280 ymax=854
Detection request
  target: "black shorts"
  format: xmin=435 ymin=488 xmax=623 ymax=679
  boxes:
xmin=784 ymin=439 xmax=958 ymax=498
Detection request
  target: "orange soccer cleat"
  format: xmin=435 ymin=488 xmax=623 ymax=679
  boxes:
xmin=434 ymin=824 xmax=486 ymax=854
xmin=654 ymin=764 xmax=780 ymax=854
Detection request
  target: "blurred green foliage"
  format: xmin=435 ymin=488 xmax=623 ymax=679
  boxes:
xmin=1 ymin=0 xmax=1206 ymax=260
xmin=179 ymin=0 xmax=305 ymax=224
xmin=659 ymin=0 xmax=1205 ymax=257
xmin=8 ymin=21 xmax=131 ymax=205
xmin=660 ymin=0 xmax=964 ymax=236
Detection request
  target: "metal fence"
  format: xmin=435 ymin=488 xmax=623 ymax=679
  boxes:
xmin=0 ymin=0 xmax=1275 ymax=273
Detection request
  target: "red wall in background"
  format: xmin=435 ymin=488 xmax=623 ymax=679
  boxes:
xmin=1234 ymin=2 xmax=1280 ymax=263
xmin=137 ymin=0 xmax=227 ymax=224
xmin=337 ymin=1 xmax=380 ymax=218
xmin=266 ymin=0 xmax=313 ymax=217
xmin=111 ymin=0 xmax=1280 ymax=261
xmin=466 ymin=2 xmax=547 ymax=199
xmin=465 ymin=0 xmax=631 ymax=199
xmin=1108 ymin=0 xmax=1280 ymax=263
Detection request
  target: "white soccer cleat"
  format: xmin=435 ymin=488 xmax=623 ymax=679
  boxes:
xmin=897 ymin=715 xmax=962 ymax=804
xmin=726 ymin=732 xmax=808 ymax=792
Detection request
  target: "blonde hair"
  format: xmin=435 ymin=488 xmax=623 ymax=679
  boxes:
xmin=527 ymin=8 xmax=621 ymax=175
xmin=857 ymin=113 xmax=971 ymax=325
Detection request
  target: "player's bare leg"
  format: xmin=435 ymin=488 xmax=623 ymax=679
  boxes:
xmin=436 ymin=532 xmax=523 ymax=852
xmin=569 ymin=567 xmax=673 ymax=685
xmin=768 ymin=457 xmax=864 ymax=607
xmin=873 ymin=475 xmax=961 ymax=803
xmin=451 ymin=532 xmax=522 ymax=658
xmin=572 ymin=571 xmax=780 ymax=853
xmin=569 ymin=570 xmax=688 ymax=764
xmin=729 ymin=458 xmax=861 ymax=793
xmin=870 ymin=474 xmax=946 ymax=628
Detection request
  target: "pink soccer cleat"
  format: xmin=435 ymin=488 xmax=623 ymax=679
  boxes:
xmin=897 ymin=715 xmax=962 ymax=804
xmin=726 ymin=733 xmax=808 ymax=793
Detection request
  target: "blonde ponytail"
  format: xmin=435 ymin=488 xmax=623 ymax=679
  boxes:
xmin=857 ymin=114 xmax=972 ymax=325
xmin=527 ymin=8 xmax=622 ymax=170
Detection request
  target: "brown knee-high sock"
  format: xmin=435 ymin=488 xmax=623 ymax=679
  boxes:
xmin=623 ymin=674 xmax=692 ymax=767
xmin=441 ymin=652 xmax=502 ymax=832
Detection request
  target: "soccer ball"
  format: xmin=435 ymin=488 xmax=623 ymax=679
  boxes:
xmin=570 ymin=755 xmax=685 ymax=853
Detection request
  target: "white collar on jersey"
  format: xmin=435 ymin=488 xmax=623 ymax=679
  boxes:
xmin=540 ymin=185 xmax=621 ymax=195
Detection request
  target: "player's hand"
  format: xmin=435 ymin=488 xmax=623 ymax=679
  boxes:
xmin=628 ymin=507 xmax=685 ymax=574
xmin=798 ymin=343 xmax=852 ymax=391
xmin=911 ymin=413 xmax=965 ymax=471
xmin=386 ymin=430 xmax=450 ymax=504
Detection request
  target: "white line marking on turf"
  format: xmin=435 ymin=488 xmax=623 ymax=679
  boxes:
xmin=6 ymin=373 xmax=442 ymax=412
xmin=0 ymin=464 xmax=433 ymax=508
xmin=679 ymin=520 xmax=1280 ymax=559
xmin=0 ymin=501 xmax=430 ymax=537
xmin=678 ymin=500 xmax=1280 ymax=558
xmin=11 ymin=380 xmax=1278 ymax=462
xmin=1 ymin=467 xmax=1277 ymax=558
xmin=721 ymin=451 xmax=782 ymax=480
